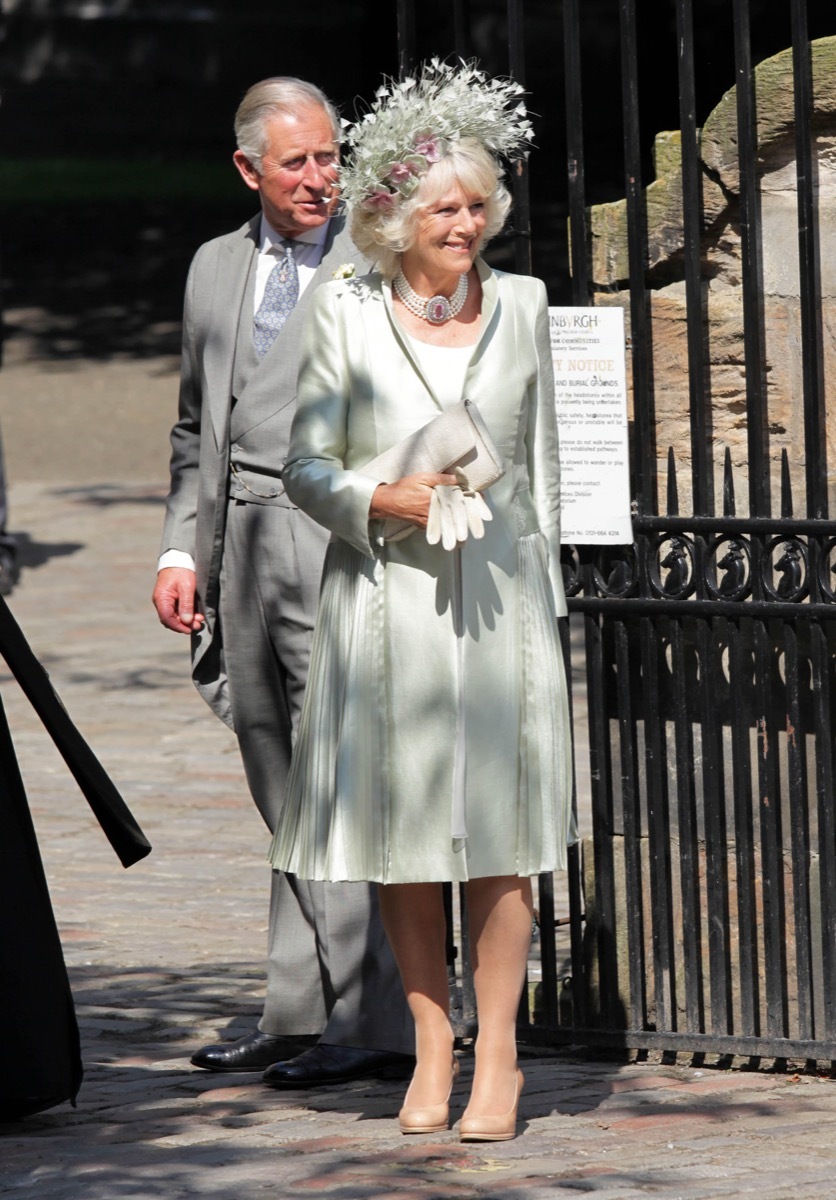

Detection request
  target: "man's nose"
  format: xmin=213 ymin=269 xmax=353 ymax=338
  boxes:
xmin=302 ymin=157 xmax=328 ymax=191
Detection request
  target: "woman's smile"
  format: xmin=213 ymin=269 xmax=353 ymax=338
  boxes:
xmin=401 ymin=182 xmax=488 ymax=292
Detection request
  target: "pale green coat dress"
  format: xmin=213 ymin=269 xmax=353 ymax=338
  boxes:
xmin=269 ymin=258 xmax=575 ymax=884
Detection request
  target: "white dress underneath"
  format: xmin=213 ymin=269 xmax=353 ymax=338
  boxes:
xmin=404 ymin=335 xmax=472 ymax=408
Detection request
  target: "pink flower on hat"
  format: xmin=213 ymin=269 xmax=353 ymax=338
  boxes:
xmin=362 ymin=188 xmax=396 ymax=212
xmin=387 ymin=161 xmax=414 ymax=184
xmin=413 ymin=134 xmax=443 ymax=163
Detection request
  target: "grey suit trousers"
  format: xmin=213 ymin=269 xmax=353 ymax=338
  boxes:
xmin=219 ymin=499 xmax=413 ymax=1053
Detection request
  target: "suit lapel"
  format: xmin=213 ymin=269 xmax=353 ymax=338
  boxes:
xmin=302 ymin=218 xmax=362 ymax=302
xmin=207 ymin=215 xmax=259 ymax=449
xmin=234 ymin=215 xmax=368 ymax=424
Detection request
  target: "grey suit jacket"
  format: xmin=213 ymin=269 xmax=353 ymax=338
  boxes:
xmin=160 ymin=212 xmax=371 ymax=726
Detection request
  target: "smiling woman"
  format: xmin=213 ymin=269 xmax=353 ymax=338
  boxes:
xmin=392 ymin=181 xmax=485 ymax=343
xmin=352 ymin=134 xmax=512 ymax=285
xmin=267 ymin=61 xmax=575 ymax=1145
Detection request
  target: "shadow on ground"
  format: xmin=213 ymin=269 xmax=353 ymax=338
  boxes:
xmin=1 ymin=197 xmax=564 ymax=367
xmin=0 ymin=961 xmax=805 ymax=1199
xmin=48 ymin=484 xmax=169 ymax=508
xmin=13 ymin=530 xmax=84 ymax=571
xmin=2 ymin=199 xmax=247 ymax=363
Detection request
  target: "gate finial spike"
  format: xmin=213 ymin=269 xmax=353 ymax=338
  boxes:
xmin=666 ymin=447 xmax=679 ymax=516
xmin=780 ymin=449 xmax=794 ymax=519
xmin=723 ymin=447 xmax=736 ymax=517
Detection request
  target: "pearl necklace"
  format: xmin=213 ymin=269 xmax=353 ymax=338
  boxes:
xmin=393 ymin=269 xmax=469 ymax=325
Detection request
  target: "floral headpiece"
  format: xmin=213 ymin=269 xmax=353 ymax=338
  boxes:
xmin=339 ymin=59 xmax=534 ymax=214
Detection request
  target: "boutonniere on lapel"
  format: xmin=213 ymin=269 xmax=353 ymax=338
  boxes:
xmin=332 ymin=263 xmax=356 ymax=280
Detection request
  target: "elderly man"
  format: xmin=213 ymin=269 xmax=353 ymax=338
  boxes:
xmin=153 ymin=77 xmax=413 ymax=1088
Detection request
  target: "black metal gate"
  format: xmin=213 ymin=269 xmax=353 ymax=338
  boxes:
xmin=398 ymin=1 xmax=836 ymax=1061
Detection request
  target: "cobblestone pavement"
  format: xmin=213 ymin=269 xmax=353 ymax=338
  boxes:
xmin=2 ymin=466 xmax=836 ymax=1196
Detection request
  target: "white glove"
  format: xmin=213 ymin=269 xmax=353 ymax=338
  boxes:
xmin=426 ymin=484 xmax=492 ymax=550
xmin=454 ymin=466 xmax=493 ymax=540
xmin=468 ymin=491 xmax=491 ymax=538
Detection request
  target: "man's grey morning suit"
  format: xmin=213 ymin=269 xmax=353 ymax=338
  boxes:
xmin=160 ymin=211 xmax=412 ymax=1053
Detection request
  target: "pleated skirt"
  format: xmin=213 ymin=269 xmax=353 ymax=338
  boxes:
xmin=270 ymin=530 xmax=576 ymax=883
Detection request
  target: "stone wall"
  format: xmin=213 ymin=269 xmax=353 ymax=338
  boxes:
xmin=587 ymin=37 xmax=836 ymax=516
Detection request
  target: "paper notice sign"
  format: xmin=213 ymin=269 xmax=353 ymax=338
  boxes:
xmin=549 ymin=307 xmax=633 ymax=545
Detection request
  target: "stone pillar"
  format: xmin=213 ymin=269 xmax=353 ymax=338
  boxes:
xmin=585 ymin=36 xmax=836 ymax=515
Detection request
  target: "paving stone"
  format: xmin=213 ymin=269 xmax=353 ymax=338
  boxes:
xmin=3 ymin=462 xmax=836 ymax=1197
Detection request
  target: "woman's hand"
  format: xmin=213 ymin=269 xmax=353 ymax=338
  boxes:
xmin=369 ymin=472 xmax=457 ymax=529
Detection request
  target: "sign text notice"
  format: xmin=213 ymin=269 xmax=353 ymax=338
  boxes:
xmin=550 ymin=306 xmax=633 ymax=545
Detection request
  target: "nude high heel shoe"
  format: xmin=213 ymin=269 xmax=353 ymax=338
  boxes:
xmin=398 ymin=1057 xmax=460 ymax=1134
xmin=459 ymin=1068 xmax=524 ymax=1142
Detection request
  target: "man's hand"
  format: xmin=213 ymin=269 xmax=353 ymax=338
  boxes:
xmin=369 ymin=472 xmax=458 ymax=530
xmin=152 ymin=567 xmax=205 ymax=634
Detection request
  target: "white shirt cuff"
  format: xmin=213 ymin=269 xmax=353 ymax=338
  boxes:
xmin=157 ymin=549 xmax=196 ymax=573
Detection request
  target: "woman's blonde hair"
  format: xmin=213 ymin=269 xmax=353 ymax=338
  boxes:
xmin=349 ymin=138 xmax=512 ymax=279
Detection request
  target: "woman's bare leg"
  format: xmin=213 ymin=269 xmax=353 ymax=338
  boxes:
xmin=378 ymin=882 xmax=455 ymax=1107
xmin=464 ymin=874 xmax=532 ymax=1116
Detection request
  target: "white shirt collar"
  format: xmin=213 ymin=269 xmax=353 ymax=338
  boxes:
xmin=259 ymin=216 xmax=331 ymax=253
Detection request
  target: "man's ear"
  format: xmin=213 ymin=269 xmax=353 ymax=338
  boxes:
xmin=233 ymin=150 xmax=260 ymax=192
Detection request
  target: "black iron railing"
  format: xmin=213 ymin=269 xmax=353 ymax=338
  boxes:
xmin=397 ymin=0 xmax=836 ymax=1062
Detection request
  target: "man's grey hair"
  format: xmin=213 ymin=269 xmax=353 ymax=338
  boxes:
xmin=234 ymin=77 xmax=340 ymax=173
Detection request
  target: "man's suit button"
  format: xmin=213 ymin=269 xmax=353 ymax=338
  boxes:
xmin=269 ymin=488 xmax=278 ymax=498
xmin=231 ymin=443 xmax=240 ymax=453
xmin=235 ymin=480 xmax=243 ymax=491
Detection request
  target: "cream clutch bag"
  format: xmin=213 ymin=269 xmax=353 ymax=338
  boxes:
xmin=359 ymin=399 xmax=505 ymax=541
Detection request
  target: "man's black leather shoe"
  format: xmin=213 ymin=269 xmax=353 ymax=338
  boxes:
xmin=190 ymin=1030 xmax=317 ymax=1072
xmin=262 ymin=1043 xmax=415 ymax=1089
